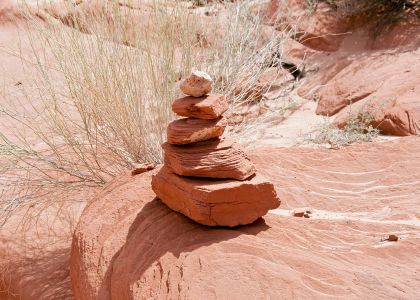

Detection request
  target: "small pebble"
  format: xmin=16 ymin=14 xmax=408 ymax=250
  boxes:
xmin=387 ymin=234 xmax=398 ymax=242
xmin=131 ymin=163 xmax=156 ymax=176
xmin=293 ymin=211 xmax=305 ymax=217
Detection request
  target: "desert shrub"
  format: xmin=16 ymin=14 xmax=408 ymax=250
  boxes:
xmin=306 ymin=0 xmax=420 ymax=21
xmin=308 ymin=113 xmax=379 ymax=148
xmin=0 ymin=0 xmax=298 ymax=223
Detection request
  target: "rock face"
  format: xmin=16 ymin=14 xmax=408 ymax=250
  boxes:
xmin=314 ymin=50 xmax=419 ymax=117
xmin=167 ymin=117 xmax=226 ymax=145
xmin=180 ymin=70 xmax=213 ymax=97
xmin=152 ymin=166 xmax=279 ymax=226
xmin=313 ymin=49 xmax=420 ymax=135
xmin=153 ymin=72 xmax=279 ymax=226
xmin=70 ymin=137 xmax=420 ymax=300
xmin=172 ymin=93 xmax=228 ymax=119
xmin=333 ymin=88 xmax=420 ymax=136
xmin=163 ymin=139 xmax=256 ymax=180
xmin=266 ymin=0 xmax=354 ymax=52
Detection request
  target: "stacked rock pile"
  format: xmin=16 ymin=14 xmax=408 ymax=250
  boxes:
xmin=152 ymin=71 xmax=280 ymax=227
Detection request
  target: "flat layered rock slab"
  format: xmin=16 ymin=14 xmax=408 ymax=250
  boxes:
xmin=172 ymin=94 xmax=228 ymax=119
xmin=167 ymin=117 xmax=226 ymax=145
xmin=151 ymin=166 xmax=280 ymax=226
xmin=163 ymin=138 xmax=256 ymax=180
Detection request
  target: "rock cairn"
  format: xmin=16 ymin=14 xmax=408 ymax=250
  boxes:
xmin=152 ymin=71 xmax=280 ymax=227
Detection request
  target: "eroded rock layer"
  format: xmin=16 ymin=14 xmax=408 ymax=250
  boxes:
xmin=172 ymin=94 xmax=228 ymax=119
xmin=167 ymin=117 xmax=226 ymax=145
xmin=151 ymin=166 xmax=280 ymax=226
xmin=163 ymin=139 xmax=256 ymax=180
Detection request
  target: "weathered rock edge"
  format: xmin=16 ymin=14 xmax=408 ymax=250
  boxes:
xmin=167 ymin=117 xmax=226 ymax=145
xmin=151 ymin=166 xmax=280 ymax=226
xmin=163 ymin=138 xmax=256 ymax=180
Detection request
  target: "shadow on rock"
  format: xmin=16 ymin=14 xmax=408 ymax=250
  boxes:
xmin=102 ymin=198 xmax=270 ymax=298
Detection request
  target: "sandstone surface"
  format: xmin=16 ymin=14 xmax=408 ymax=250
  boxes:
xmin=70 ymin=137 xmax=420 ymax=300
xmin=163 ymin=138 xmax=256 ymax=180
xmin=180 ymin=70 xmax=213 ymax=97
xmin=314 ymin=50 xmax=420 ymax=117
xmin=151 ymin=166 xmax=280 ymax=226
xmin=167 ymin=117 xmax=226 ymax=145
xmin=266 ymin=0 xmax=354 ymax=52
xmin=333 ymin=85 xmax=420 ymax=136
xmin=172 ymin=94 xmax=228 ymax=119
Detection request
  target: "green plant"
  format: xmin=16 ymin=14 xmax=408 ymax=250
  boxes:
xmin=308 ymin=113 xmax=379 ymax=148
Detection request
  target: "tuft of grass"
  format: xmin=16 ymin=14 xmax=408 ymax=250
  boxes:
xmin=308 ymin=113 xmax=379 ymax=148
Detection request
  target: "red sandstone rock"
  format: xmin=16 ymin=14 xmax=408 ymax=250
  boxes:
xmin=70 ymin=138 xmax=420 ymax=300
xmin=131 ymin=163 xmax=156 ymax=175
xmin=387 ymin=235 xmax=399 ymax=242
xmin=163 ymin=139 xmax=256 ymax=180
xmin=151 ymin=166 xmax=280 ymax=226
xmin=317 ymin=50 xmax=420 ymax=135
xmin=267 ymin=0 xmax=353 ymax=52
xmin=293 ymin=208 xmax=311 ymax=218
xmin=172 ymin=94 xmax=228 ymax=119
xmin=315 ymin=50 xmax=419 ymax=117
xmin=167 ymin=117 xmax=226 ymax=145
xmin=180 ymin=70 xmax=213 ymax=97
xmin=293 ymin=210 xmax=305 ymax=217
xmin=333 ymin=89 xmax=420 ymax=136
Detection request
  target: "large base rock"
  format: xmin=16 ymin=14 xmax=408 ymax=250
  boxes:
xmin=151 ymin=166 xmax=280 ymax=227
xmin=70 ymin=138 xmax=420 ymax=300
xmin=163 ymin=139 xmax=256 ymax=180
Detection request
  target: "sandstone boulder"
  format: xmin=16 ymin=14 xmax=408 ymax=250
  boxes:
xmin=151 ymin=166 xmax=280 ymax=226
xmin=167 ymin=117 xmax=226 ymax=145
xmin=172 ymin=93 xmax=228 ymax=119
xmin=308 ymin=49 xmax=420 ymax=136
xmin=180 ymin=70 xmax=213 ymax=97
xmin=70 ymin=138 xmax=420 ymax=300
xmin=315 ymin=50 xmax=419 ymax=117
xmin=163 ymin=138 xmax=256 ymax=180
xmin=333 ymin=86 xmax=420 ymax=136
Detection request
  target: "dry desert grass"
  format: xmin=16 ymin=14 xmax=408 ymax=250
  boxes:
xmin=0 ymin=0 xmax=303 ymax=223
